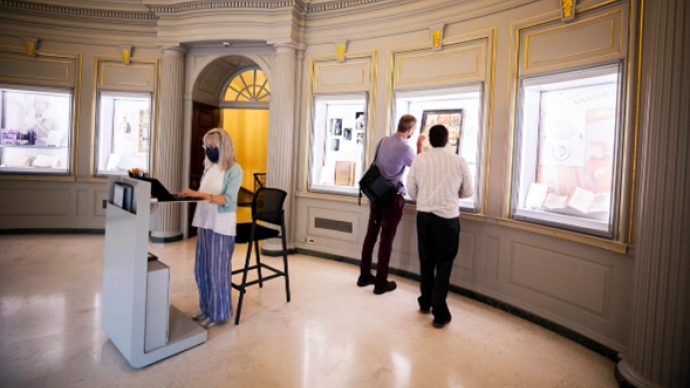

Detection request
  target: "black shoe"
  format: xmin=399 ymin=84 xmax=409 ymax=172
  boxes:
xmin=432 ymin=315 xmax=452 ymax=328
xmin=418 ymin=297 xmax=430 ymax=314
xmin=373 ymin=281 xmax=397 ymax=295
xmin=357 ymin=273 xmax=377 ymax=287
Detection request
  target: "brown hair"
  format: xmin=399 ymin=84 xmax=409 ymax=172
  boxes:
xmin=397 ymin=114 xmax=417 ymax=133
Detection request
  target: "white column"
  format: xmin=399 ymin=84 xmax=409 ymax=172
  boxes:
xmin=264 ymin=43 xmax=298 ymax=251
xmin=616 ymin=1 xmax=690 ymax=388
xmin=151 ymin=45 xmax=186 ymax=243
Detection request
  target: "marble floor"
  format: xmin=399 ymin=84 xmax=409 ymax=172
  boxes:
xmin=0 ymin=234 xmax=617 ymax=388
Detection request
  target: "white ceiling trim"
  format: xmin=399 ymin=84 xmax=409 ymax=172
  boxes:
xmin=1 ymin=0 xmax=399 ymax=19
xmin=0 ymin=0 xmax=158 ymax=19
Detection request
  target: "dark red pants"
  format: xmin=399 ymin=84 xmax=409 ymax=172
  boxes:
xmin=360 ymin=194 xmax=405 ymax=284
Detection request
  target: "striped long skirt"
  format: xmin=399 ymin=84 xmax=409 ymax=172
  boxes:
xmin=195 ymin=228 xmax=236 ymax=321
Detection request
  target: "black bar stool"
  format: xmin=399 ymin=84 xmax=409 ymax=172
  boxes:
xmin=231 ymin=187 xmax=290 ymax=325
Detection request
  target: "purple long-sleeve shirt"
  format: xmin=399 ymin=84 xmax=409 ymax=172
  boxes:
xmin=374 ymin=134 xmax=415 ymax=194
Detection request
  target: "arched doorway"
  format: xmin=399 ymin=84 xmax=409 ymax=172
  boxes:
xmin=188 ymin=55 xmax=271 ymax=236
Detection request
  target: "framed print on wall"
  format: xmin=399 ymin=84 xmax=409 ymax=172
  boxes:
xmin=420 ymin=109 xmax=464 ymax=154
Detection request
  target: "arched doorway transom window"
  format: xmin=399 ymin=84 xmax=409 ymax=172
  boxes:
xmin=224 ymin=69 xmax=270 ymax=104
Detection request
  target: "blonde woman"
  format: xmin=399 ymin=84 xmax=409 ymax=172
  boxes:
xmin=178 ymin=128 xmax=243 ymax=328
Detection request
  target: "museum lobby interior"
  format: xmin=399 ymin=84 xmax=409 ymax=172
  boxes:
xmin=0 ymin=1 xmax=688 ymax=388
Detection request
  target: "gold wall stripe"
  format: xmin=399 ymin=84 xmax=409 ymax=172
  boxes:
xmin=628 ymin=0 xmax=644 ymax=244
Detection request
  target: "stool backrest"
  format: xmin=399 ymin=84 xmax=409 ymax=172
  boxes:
xmin=252 ymin=188 xmax=287 ymax=226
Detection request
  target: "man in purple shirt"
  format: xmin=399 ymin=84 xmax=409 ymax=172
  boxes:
xmin=358 ymin=114 xmax=425 ymax=294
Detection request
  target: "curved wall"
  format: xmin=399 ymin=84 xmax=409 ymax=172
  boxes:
xmin=292 ymin=0 xmax=637 ymax=354
xmin=0 ymin=0 xmax=638 ymax=356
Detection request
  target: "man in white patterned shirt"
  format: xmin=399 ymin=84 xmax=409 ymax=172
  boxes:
xmin=407 ymin=124 xmax=474 ymax=328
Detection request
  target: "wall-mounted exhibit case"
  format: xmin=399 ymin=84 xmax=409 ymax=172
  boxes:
xmin=304 ymin=51 xmax=376 ymax=198
xmin=92 ymin=55 xmax=159 ymax=180
xmin=511 ymin=65 xmax=623 ymax=237
xmin=95 ymin=91 xmax=153 ymax=177
xmin=506 ymin=4 xmax=632 ymax=243
xmin=388 ymin=32 xmax=494 ymax=215
xmin=309 ymin=93 xmax=368 ymax=196
xmin=0 ymin=85 xmax=73 ymax=175
xmin=393 ymin=86 xmax=482 ymax=212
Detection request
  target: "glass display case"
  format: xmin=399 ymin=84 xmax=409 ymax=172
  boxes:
xmin=0 ymin=86 xmax=73 ymax=176
xmin=95 ymin=91 xmax=152 ymax=177
xmin=308 ymin=93 xmax=368 ymax=196
xmin=511 ymin=65 xmax=622 ymax=237
xmin=393 ymin=85 xmax=482 ymax=212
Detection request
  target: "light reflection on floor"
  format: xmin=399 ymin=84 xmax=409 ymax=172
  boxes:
xmin=0 ymin=234 xmax=617 ymax=388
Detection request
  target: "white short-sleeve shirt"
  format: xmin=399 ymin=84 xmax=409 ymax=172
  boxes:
xmin=192 ymin=164 xmax=237 ymax=236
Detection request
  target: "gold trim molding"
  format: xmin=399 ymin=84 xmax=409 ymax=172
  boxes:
xmin=561 ymin=0 xmax=576 ymax=22
xmin=388 ymin=28 xmax=497 ymax=217
xmin=303 ymin=50 xmax=377 ymax=194
xmin=90 ymin=55 xmax=161 ymax=179
xmin=502 ymin=0 xmax=637 ymax=248
xmin=0 ymin=48 xmax=82 ymax=182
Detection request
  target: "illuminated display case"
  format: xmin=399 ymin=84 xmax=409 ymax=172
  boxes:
xmin=393 ymin=85 xmax=482 ymax=212
xmin=308 ymin=93 xmax=368 ymax=196
xmin=95 ymin=91 xmax=153 ymax=177
xmin=511 ymin=64 xmax=623 ymax=237
xmin=0 ymin=86 xmax=73 ymax=176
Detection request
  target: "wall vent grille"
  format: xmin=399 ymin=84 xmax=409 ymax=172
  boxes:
xmin=314 ymin=217 xmax=353 ymax=234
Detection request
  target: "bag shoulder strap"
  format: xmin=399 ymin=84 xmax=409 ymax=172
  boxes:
xmin=373 ymin=137 xmax=385 ymax=164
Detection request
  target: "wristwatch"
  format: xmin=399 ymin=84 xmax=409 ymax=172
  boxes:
xmin=209 ymin=194 xmax=213 ymax=202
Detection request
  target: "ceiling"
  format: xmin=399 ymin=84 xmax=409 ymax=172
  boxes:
xmin=23 ymin=0 xmax=341 ymax=13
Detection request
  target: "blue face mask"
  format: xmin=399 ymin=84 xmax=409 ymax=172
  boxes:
xmin=205 ymin=147 xmax=219 ymax=163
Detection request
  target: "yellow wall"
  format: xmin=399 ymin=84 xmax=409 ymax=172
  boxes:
xmin=222 ymin=109 xmax=269 ymax=191
xmin=222 ymin=109 xmax=269 ymax=223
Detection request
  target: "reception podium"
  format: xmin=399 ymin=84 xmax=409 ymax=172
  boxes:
xmin=102 ymin=175 xmax=207 ymax=368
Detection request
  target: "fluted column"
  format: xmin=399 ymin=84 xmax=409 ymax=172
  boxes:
xmin=616 ymin=1 xmax=690 ymax=388
xmin=264 ymin=43 xmax=298 ymax=251
xmin=151 ymin=45 xmax=186 ymax=243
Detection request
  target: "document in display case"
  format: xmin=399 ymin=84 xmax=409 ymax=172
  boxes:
xmin=0 ymin=87 xmax=73 ymax=176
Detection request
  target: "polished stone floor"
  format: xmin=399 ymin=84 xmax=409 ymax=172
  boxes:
xmin=0 ymin=234 xmax=617 ymax=388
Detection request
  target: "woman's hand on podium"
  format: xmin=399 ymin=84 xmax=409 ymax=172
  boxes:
xmin=178 ymin=188 xmax=201 ymax=198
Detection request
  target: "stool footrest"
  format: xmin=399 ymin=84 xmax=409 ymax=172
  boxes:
xmin=243 ymin=273 xmax=284 ymax=287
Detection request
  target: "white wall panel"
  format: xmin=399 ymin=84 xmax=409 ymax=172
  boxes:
xmin=0 ymin=54 xmax=74 ymax=86
xmin=95 ymin=190 xmax=108 ymax=217
xmin=458 ymin=231 xmax=475 ymax=271
xmin=315 ymin=61 xmax=370 ymax=92
xmin=509 ymin=242 xmax=610 ymax=317
xmin=484 ymin=235 xmax=500 ymax=279
xmin=101 ymin=63 xmax=154 ymax=90
xmin=520 ymin=7 xmax=628 ymax=76
xmin=397 ymin=44 xmax=484 ymax=87
xmin=0 ymin=188 xmax=69 ymax=216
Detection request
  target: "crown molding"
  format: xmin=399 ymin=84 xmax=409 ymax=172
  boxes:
xmin=304 ymin=0 xmax=390 ymax=13
xmin=0 ymin=0 xmax=157 ymax=20
xmin=150 ymin=1 xmax=305 ymax=13
xmin=1 ymin=0 xmax=400 ymax=20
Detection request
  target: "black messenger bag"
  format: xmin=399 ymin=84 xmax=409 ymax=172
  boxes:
xmin=359 ymin=140 xmax=399 ymax=208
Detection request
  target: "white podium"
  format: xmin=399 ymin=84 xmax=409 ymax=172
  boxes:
xmin=102 ymin=175 xmax=207 ymax=368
